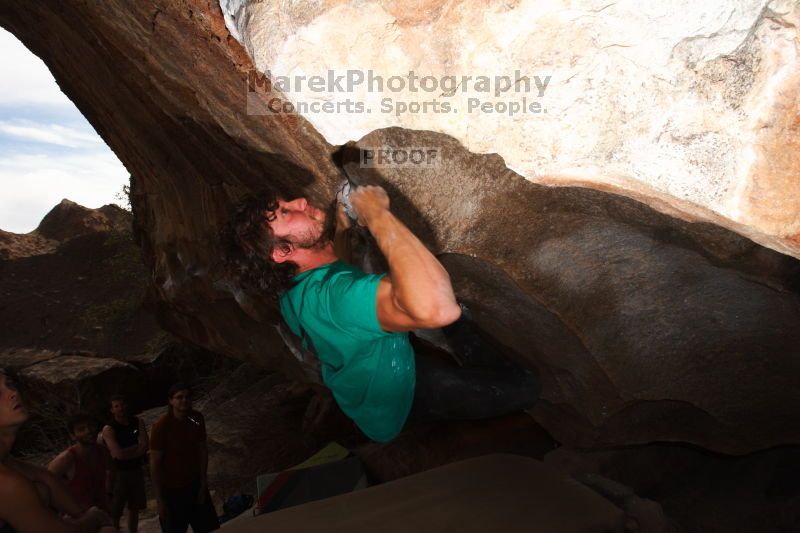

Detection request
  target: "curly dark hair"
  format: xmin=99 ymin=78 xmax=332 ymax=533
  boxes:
xmin=0 ymin=367 xmax=19 ymax=393
xmin=219 ymin=191 xmax=299 ymax=299
xmin=108 ymin=394 xmax=127 ymax=405
xmin=220 ymin=190 xmax=340 ymax=300
xmin=167 ymin=382 xmax=192 ymax=399
xmin=67 ymin=412 xmax=98 ymax=435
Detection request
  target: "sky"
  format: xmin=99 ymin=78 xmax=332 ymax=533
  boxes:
xmin=0 ymin=28 xmax=129 ymax=233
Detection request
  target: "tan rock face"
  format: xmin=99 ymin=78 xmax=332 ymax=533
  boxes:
xmin=0 ymin=348 xmax=60 ymax=372
xmin=35 ymin=199 xmax=130 ymax=242
xmin=0 ymin=230 xmax=57 ymax=260
xmin=221 ymin=0 xmax=800 ymax=258
xmin=0 ymin=200 xmax=130 ymax=260
xmin=2 ymin=0 xmax=799 ymax=455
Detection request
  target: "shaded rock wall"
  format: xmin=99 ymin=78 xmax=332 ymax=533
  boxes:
xmin=348 ymin=129 xmax=800 ymax=453
xmin=3 ymin=344 xmax=237 ymax=454
xmin=0 ymin=221 xmax=160 ymax=356
xmin=546 ymin=443 xmax=800 ymax=533
xmin=1 ymin=0 xmax=799 ymax=454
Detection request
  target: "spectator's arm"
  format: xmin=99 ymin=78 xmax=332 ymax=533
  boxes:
xmin=100 ymin=446 xmax=114 ymax=510
xmin=0 ymin=473 xmax=101 ymax=533
xmin=135 ymin=418 xmax=148 ymax=455
xmin=149 ymin=420 xmax=164 ymax=504
xmin=199 ymin=441 xmax=208 ymax=487
xmin=195 ymin=415 xmax=210 ymax=504
xmin=149 ymin=450 xmax=164 ymax=503
xmin=101 ymin=426 xmax=122 ymax=460
xmin=6 ymin=457 xmax=85 ymax=518
xmin=101 ymin=426 xmax=140 ymax=461
xmin=349 ymin=186 xmax=461 ymax=331
xmin=46 ymin=450 xmax=73 ymax=481
xmin=198 ymin=413 xmax=209 ymax=486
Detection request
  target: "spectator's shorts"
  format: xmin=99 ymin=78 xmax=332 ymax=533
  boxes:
xmin=110 ymin=467 xmax=147 ymax=515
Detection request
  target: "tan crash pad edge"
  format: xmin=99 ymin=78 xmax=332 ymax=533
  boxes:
xmin=224 ymin=453 xmax=625 ymax=533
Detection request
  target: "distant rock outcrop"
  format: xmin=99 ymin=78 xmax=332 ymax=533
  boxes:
xmin=0 ymin=199 xmax=131 ymax=260
xmin=35 ymin=199 xmax=130 ymax=242
xmin=0 ymin=229 xmax=56 ymax=261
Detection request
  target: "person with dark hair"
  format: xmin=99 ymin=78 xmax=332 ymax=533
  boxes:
xmin=48 ymin=413 xmax=112 ymax=514
xmin=223 ymin=184 xmax=540 ymax=444
xmin=101 ymin=395 xmax=148 ymax=533
xmin=220 ymin=191 xmax=337 ymax=298
xmin=149 ymin=383 xmax=219 ymax=533
xmin=0 ymin=369 xmax=118 ymax=533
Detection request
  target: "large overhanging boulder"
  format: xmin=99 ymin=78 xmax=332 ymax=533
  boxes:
xmin=221 ymin=0 xmax=800 ymax=258
xmin=1 ymin=0 xmax=798 ymax=454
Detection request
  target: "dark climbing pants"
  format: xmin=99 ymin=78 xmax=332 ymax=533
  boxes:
xmin=408 ymin=312 xmax=541 ymax=422
xmin=158 ymin=480 xmax=220 ymax=533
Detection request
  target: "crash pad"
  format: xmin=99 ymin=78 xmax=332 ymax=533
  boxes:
xmin=224 ymin=453 xmax=625 ymax=532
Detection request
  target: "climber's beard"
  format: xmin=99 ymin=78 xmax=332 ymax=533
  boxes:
xmin=291 ymin=201 xmax=336 ymax=250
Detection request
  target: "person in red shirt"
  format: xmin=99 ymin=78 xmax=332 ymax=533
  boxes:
xmin=149 ymin=383 xmax=219 ymax=533
xmin=48 ymin=413 xmax=112 ymax=513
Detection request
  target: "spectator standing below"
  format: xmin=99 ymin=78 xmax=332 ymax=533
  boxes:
xmin=101 ymin=395 xmax=148 ymax=533
xmin=150 ymin=383 xmax=219 ymax=533
xmin=48 ymin=413 xmax=112 ymax=514
xmin=0 ymin=368 xmax=117 ymax=532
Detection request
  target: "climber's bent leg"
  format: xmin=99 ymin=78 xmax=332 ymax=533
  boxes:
xmin=439 ymin=304 xmax=521 ymax=368
xmin=408 ymin=347 xmax=540 ymax=422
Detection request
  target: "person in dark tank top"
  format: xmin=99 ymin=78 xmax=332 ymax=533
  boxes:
xmin=101 ymin=395 xmax=149 ymax=533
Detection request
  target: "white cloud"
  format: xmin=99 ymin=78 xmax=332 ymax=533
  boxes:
xmin=0 ymin=151 xmax=129 ymax=233
xmin=0 ymin=29 xmax=130 ymax=234
xmin=0 ymin=120 xmax=103 ymax=148
xmin=0 ymin=28 xmax=73 ymax=107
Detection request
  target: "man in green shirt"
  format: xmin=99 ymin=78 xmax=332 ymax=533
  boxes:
xmin=226 ymin=185 xmax=539 ymax=442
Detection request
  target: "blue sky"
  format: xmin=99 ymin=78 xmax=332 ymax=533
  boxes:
xmin=0 ymin=28 xmax=128 ymax=233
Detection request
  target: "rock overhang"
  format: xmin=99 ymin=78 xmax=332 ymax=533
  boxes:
xmin=1 ymin=0 xmax=798 ymax=455
xmin=220 ymin=0 xmax=800 ymax=258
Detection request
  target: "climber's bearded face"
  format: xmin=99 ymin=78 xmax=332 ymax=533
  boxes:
xmin=265 ymin=197 xmax=329 ymax=251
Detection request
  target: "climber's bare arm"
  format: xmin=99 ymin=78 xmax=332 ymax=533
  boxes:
xmin=333 ymin=203 xmax=355 ymax=264
xmin=349 ymin=186 xmax=461 ymax=331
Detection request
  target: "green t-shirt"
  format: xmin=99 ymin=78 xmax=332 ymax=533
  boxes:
xmin=279 ymin=260 xmax=416 ymax=442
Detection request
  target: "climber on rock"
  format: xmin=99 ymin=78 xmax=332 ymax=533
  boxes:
xmin=225 ymin=183 xmax=540 ymax=443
